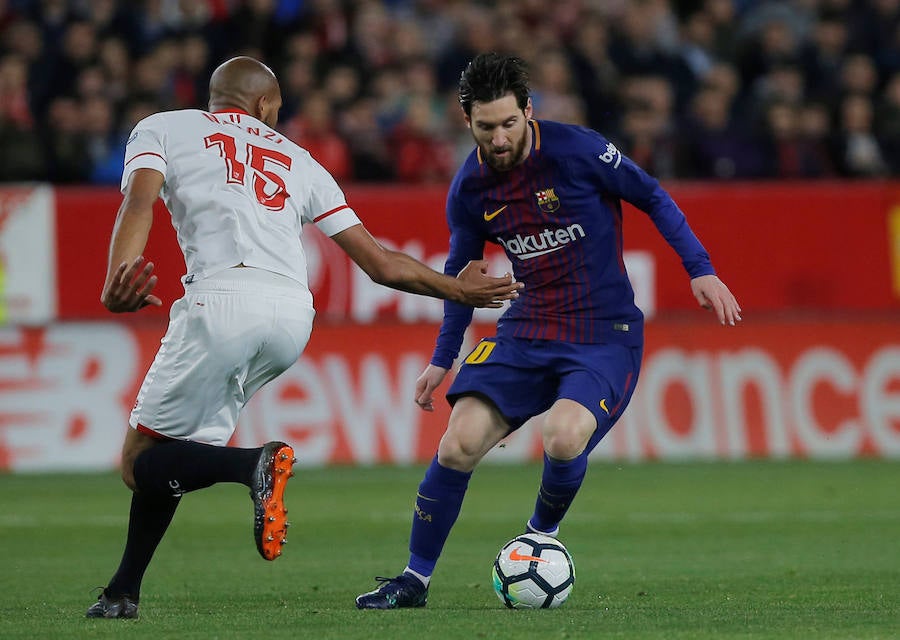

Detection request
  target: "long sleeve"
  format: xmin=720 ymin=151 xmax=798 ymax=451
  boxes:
xmin=580 ymin=137 xmax=715 ymax=279
xmin=431 ymin=194 xmax=485 ymax=369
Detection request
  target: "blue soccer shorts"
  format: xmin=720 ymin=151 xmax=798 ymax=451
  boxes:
xmin=446 ymin=336 xmax=642 ymax=452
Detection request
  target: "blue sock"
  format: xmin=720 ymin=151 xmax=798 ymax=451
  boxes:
xmin=528 ymin=452 xmax=588 ymax=534
xmin=407 ymin=456 xmax=472 ymax=578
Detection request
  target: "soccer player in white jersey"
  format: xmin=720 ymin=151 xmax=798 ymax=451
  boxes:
xmin=86 ymin=56 xmax=522 ymax=619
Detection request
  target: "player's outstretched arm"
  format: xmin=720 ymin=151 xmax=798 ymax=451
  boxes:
xmin=331 ymin=224 xmax=522 ymax=307
xmin=100 ymin=168 xmax=164 ymax=313
xmin=414 ymin=364 xmax=450 ymax=412
xmin=690 ymin=274 xmax=742 ymax=326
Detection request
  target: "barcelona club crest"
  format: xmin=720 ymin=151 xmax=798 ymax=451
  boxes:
xmin=535 ymin=187 xmax=560 ymax=213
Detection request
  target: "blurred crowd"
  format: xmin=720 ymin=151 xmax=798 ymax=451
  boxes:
xmin=3 ymin=0 xmax=900 ymax=184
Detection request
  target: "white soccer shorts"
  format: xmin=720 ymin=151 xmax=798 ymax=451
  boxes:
xmin=129 ymin=267 xmax=315 ymax=446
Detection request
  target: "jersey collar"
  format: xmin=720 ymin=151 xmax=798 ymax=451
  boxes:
xmin=529 ymin=119 xmax=541 ymax=154
xmin=211 ymin=108 xmax=251 ymax=116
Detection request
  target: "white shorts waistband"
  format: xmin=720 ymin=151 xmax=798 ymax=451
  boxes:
xmin=186 ymin=267 xmax=312 ymax=302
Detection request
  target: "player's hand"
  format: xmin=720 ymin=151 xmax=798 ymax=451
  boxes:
xmin=101 ymin=256 xmax=163 ymax=313
xmin=456 ymin=260 xmax=523 ymax=308
xmin=415 ymin=364 xmax=450 ymax=412
xmin=691 ymin=274 xmax=741 ymax=326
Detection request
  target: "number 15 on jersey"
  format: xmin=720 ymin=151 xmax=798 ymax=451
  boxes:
xmin=204 ymin=132 xmax=292 ymax=212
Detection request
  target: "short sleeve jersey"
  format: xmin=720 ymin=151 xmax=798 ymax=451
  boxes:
xmin=121 ymin=108 xmax=361 ymax=292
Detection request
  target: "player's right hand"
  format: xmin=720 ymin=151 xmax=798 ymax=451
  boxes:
xmin=415 ymin=364 xmax=450 ymax=412
xmin=101 ymin=256 xmax=163 ymax=313
xmin=690 ymin=274 xmax=741 ymax=326
xmin=456 ymin=260 xmax=523 ymax=308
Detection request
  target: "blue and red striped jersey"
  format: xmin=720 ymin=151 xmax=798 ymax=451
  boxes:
xmin=431 ymin=119 xmax=715 ymax=369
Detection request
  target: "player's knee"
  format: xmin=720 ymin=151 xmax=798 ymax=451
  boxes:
xmin=120 ymin=462 xmax=138 ymax=491
xmin=542 ymin=423 xmax=590 ymax=460
xmin=437 ymin=436 xmax=481 ymax=472
xmin=118 ymin=445 xmax=141 ymax=491
xmin=119 ymin=428 xmax=159 ymax=492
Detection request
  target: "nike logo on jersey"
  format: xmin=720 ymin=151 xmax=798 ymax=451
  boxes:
xmin=483 ymin=204 xmax=508 ymax=221
xmin=599 ymin=399 xmax=609 ymax=414
xmin=509 ymin=547 xmax=549 ymax=563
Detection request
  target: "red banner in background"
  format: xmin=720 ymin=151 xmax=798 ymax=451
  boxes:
xmin=54 ymin=188 xmax=184 ymax=321
xmin=1 ymin=318 xmax=897 ymax=471
xmin=636 ymin=182 xmax=900 ymax=313
xmin=50 ymin=182 xmax=900 ymax=322
xmin=4 ymin=183 xmax=894 ymax=471
xmin=604 ymin=319 xmax=900 ymax=461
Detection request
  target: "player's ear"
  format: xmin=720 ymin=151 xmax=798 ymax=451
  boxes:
xmin=255 ymin=94 xmax=268 ymax=121
xmin=464 ymin=113 xmax=471 ymax=129
xmin=524 ymin=98 xmax=533 ymax=119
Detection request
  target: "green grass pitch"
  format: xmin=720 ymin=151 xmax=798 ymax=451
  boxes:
xmin=1 ymin=460 xmax=898 ymax=639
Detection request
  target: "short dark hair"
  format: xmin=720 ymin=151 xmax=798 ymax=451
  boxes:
xmin=458 ymin=53 xmax=530 ymax=116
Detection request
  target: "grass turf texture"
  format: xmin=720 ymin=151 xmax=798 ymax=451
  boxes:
xmin=1 ymin=461 xmax=897 ymax=639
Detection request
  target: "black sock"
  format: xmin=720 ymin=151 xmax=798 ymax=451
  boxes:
xmin=133 ymin=440 xmax=261 ymax=498
xmin=106 ymin=491 xmax=180 ymax=599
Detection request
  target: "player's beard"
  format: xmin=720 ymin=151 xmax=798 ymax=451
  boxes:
xmin=483 ymin=129 xmax=528 ymax=171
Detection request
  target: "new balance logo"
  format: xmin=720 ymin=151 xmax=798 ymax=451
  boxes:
xmin=497 ymin=224 xmax=586 ymax=260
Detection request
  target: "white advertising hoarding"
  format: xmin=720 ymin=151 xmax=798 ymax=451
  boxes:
xmin=0 ymin=185 xmax=56 ymax=324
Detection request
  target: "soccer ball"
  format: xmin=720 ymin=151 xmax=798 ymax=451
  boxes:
xmin=491 ymin=533 xmax=575 ymax=609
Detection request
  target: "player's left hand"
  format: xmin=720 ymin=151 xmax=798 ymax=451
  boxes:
xmin=415 ymin=364 xmax=449 ymax=412
xmin=101 ymin=256 xmax=163 ymax=313
xmin=690 ymin=274 xmax=742 ymax=326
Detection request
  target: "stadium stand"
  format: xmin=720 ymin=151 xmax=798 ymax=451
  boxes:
xmin=2 ymin=0 xmax=900 ymax=183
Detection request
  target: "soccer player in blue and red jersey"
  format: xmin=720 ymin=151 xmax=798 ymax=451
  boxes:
xmin=356 ymin=53 xmax=742 ymax=609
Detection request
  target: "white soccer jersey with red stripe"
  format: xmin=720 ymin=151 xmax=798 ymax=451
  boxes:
xmin=121 ymin=108 xmax=361 ymax=292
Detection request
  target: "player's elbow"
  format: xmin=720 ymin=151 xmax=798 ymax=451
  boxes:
xmin=366 ymin=261 xmax=404 ymax=289
xmin=362 ymin=250 xmax=407 ymax=288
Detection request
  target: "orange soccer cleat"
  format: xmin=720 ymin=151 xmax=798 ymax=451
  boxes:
xmin=250 ymin=441 xmax=296 ymax=561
